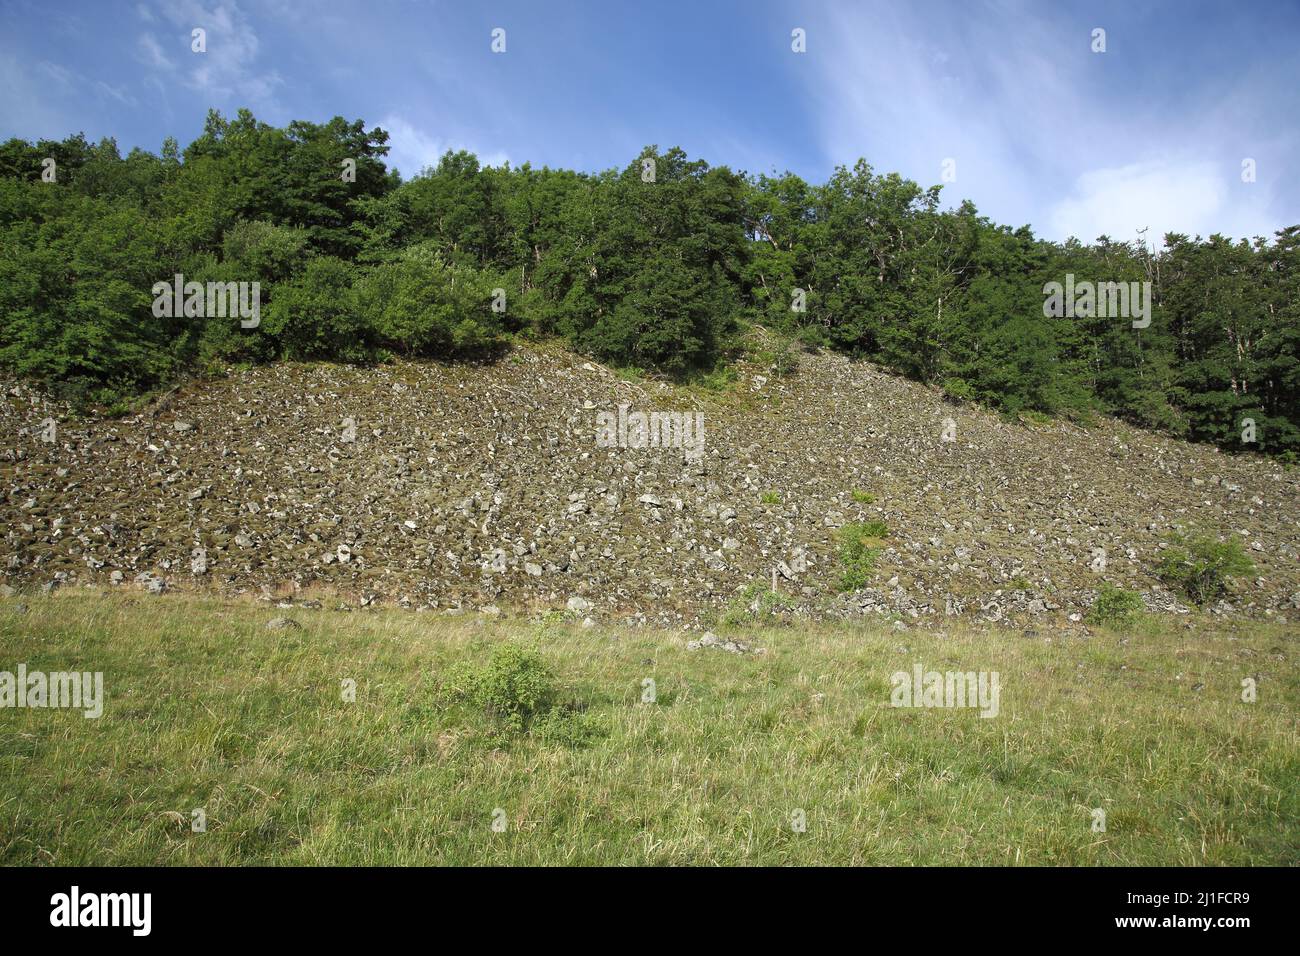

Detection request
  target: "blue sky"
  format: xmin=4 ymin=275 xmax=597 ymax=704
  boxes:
xmin=2 ymin=0 xmax=1296 ymax=243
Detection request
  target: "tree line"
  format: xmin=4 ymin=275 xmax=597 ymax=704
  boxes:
xmin=1 ymin=108 xmax=1296 ymax=457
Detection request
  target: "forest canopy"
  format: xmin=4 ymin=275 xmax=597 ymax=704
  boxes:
xmin=2 ymin=108 xmax=1297 ymax=458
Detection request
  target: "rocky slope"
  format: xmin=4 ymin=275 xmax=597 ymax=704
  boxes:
xmin=3 ymin=343 xmax=1298 ymax=629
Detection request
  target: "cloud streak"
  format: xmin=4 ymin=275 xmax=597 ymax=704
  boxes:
xmin=804 ymin=0 xmax=1294 ymax=243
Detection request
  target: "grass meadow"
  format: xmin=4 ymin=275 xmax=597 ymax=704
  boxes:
xmin=1 ymin=592 xmax=1296 ymax=865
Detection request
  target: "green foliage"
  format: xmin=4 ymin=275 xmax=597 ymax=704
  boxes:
xmin=836 ymin=521 xmax=888 ymax=592
xmin=749 ymin=330 xmax=805 ymax=378
xmin=438 ymin=642 xmax=556 ymax=732
xmin=530 ymin=706 xmax=605 ymax=747
xmin=2 ymin=112 xmax=1299 ymax=458
xmin=941 ymin=377 xmax=979 ymax=404
xmin=0 ymin=179 xmax=180 ymax=409
xmin=262 ymin=256 xmax=374 ymax=362
xmin=720 ymin=583 xmax=794 ymax=626
xmin=354 ymin=243 xmax=503 ymax=356
xmin=694 ymin=363 xmax=738 ymax=392
xmin=220 ymin=219 xmax=312 ymax=286
xmin=1085 ymin=583 xmax=1146 ymax=629
xmin=1156 ymin=534 xmax=1257 ymax=605
xmin=850 ymin=489 xmax=876 ymax=504
xmin=436 ymin=641 xmax=601 ymax=744
xmin=760 ymin=491 xmax=781 ymax=504
xmin=528 ymin=147 xmax=748 ymax=376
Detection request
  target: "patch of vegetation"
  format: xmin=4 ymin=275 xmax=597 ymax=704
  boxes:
xmin=748 ymin=328 xmax=806 ymax=378
xmin=941 ymin=378 xmax=977 ymax=404
xmin=850 ymin=489 xmax=876 ymax=504
xmin=1019 ymin=409 xmax=1053 ymax=426
xmin=1155 ymin=534 xmax=1257 ymax=605
xmin=533 ymin=608 xmax=568 ymax=631
xmin=836 ymin=521 xmax=888 ymax=592
xmin=760 ymin=491 xmax=781 ymax=505
xmin=694 ymin=363 xmax=738 ymax=392
xmin=1085 ymin=583 xmax=1146 ymax=629
xmin=438 ymin=641 xmax=600 ymax=743
xmin=720 ymin=582 xmax=793 ymax=626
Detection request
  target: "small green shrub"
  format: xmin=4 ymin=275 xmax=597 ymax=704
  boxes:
xmin=836 ymin=521 xmax=888 ymax=592
xmin=1085 ymin=583 xmax=1145 ymax=629
xmin=760 ymin=491 xmax=781 ymax=505
xmin=696 ymin=363 xmax=738 ymax=392
xmin=438 ymin=642 xmax=556 ymax=731
xmin=850 ymin=489 xmax=876 ymax=504
xmin=751 ymin=330 xmax=803 ymax=378
xmin=532 ymin=707 xmax=604 ymax=747
xmin=534 ymin=608 xmax=567 ymax=632
xmin=436 ymin=642 xmax=604 ymax=745
xmin=940 ymin=379 xmax=979 ymax=405
xmin=1155 ymin=534 xmax=1256 ymax=605
xmin=721 ymin=582 xmax=793 ymax=626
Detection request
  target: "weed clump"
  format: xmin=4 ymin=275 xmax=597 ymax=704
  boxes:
xmin=438 ymin=642 xmax=601 ymax=744
xmin=1155 ymin=534 xmax=1255 ymax=605
xmin=721 ymin=582 xmax=793 ymax=626
xmin=1085 ymin=583 xmax=1145 ymax=629
xmin=837 ymin=521 xmax=888 ymax=592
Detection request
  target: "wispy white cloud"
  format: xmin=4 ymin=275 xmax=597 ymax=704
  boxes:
xmin=136 ymin=33 xmax=174 ymax=71
xmin=379 ymin=114 xmax=510 ymax=179
xmin=23 ymin=60 xmax=141 ymax=120
xmin=0 ymin=51 xmax=74 ymax=138
xmin=36 ymin=60 xmax=76 ymax=88
xmin=138 ymin=0 xmax=282 ymax=112
xmin=95 ymin=80 xmax=139 ymax=109
xmin=803 ymin=1 xmax=1291 ymax=244
xmin=1048 ymin=161 xmax=1267 ymax=245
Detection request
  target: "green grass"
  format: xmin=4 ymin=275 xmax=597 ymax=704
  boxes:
xmin=1 ymin=592 xmax=1296 ymax=865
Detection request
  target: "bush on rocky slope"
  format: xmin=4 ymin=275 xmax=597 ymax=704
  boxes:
xmin=1085 ymin=583 xmax=1146 ymax=629
xmin=1156 ymin=534 xmax=1257 ymax=606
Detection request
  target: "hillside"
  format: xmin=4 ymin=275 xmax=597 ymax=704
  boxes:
xmin=3 ymin=343 xmax=1298 ymax=628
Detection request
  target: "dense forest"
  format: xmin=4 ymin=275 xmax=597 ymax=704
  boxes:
xmin=1 ymin=108 xmax=1297 ymax=457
